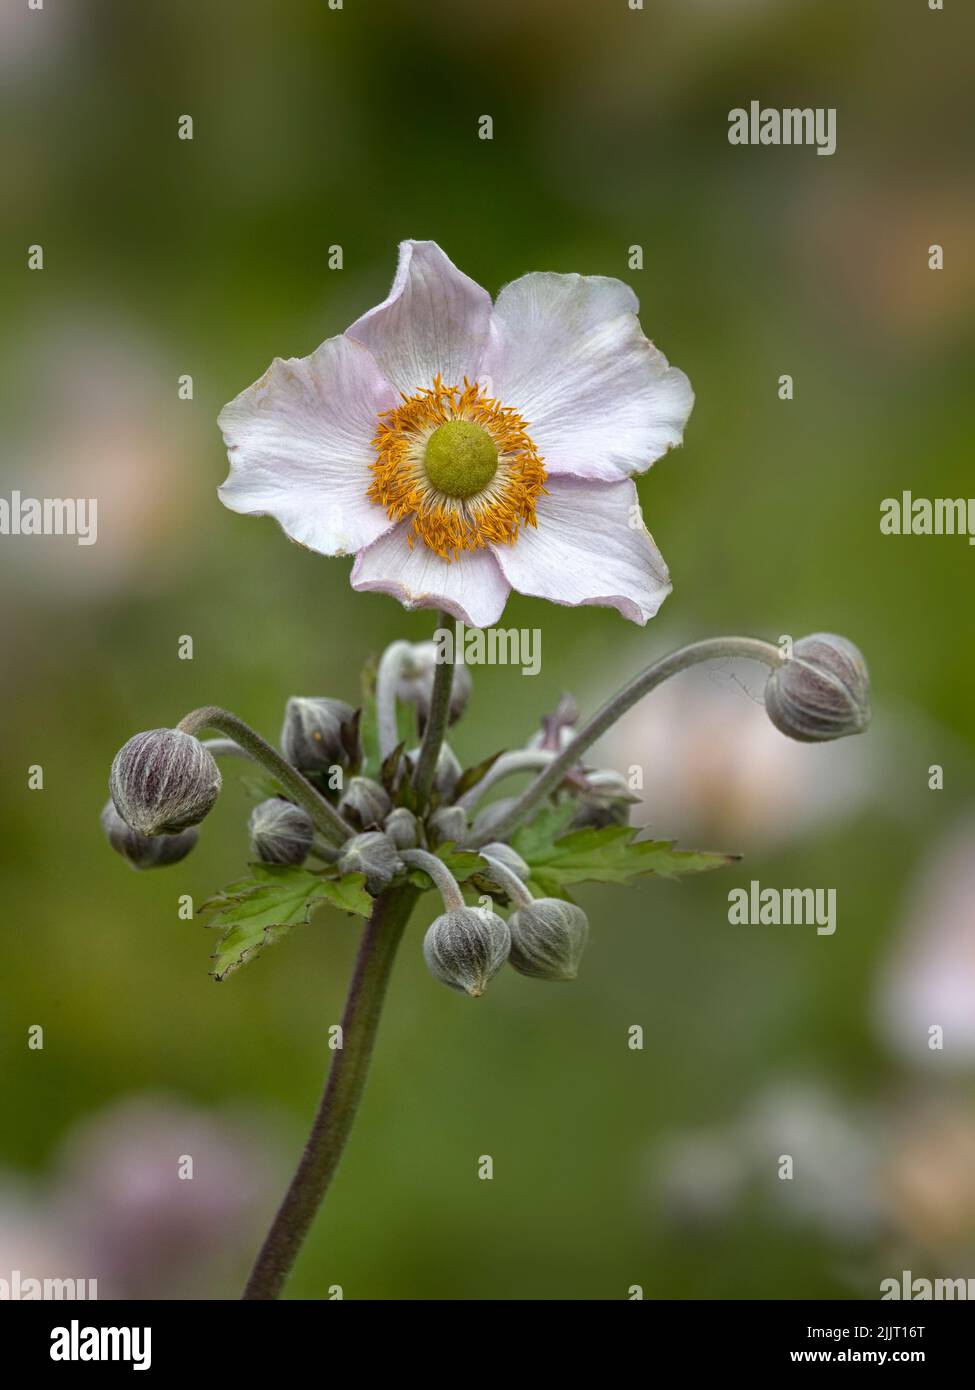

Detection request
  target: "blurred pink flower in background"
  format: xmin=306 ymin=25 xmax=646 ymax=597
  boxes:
xmin=1 ymin=313 xmax=199 ymax=602
xmin=650 ymin=1082 xmax=975 ymax=1270
xmin=0 ymin=1094 xmax=282 ymax=1300
xmin=49 ymin=1095 xmax=282 ymax=1299
xmin=596 ymin=662 xmax=872 ymax=852
xmin=652 ymin=1081 xmax=885 ymax=1245
xmin=874 ymin=817 xmax=975 ymax=1070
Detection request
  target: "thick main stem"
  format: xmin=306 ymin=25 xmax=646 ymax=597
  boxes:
xmin=242 ymin=884 xmax=420 ymax=1300
xmin=469 ymin=637 xmax=785 ymax=847
xmin=177 ymin=705 xmax=353 ymax=846
xmin=411 ymin=610 xmax=455 ymax=810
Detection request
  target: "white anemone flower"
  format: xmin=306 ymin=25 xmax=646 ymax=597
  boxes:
xmin=218 ymin=241 xmax=693 ymax=628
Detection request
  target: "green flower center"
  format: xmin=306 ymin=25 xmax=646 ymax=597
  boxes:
xmin=423 ymin=420 xmax=499 ymax=499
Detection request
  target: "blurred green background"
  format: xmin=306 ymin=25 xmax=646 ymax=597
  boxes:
xmin=2 ymin=0 xmax=974 ymax=1299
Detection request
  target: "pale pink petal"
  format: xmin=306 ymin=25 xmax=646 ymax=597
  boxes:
xmin=218 ymin=335 xmax=396 ymax=556
xmin=491 ymin=477 xmax=670 ymax=625
xmin=351 ymin=523 xmax=511 ymax=628
xmin=345 ymin=241 xmax=493 ymax=397
xmin=481 ymin=272 xmax=693 ymax=482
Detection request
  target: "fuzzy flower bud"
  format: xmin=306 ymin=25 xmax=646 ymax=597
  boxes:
xmin=406 ymin=742 xmax=462 ymax=801
xmin=508 ymin=899 xmax=590 ymax=981
xmin=398 ymin=641 xmax=472 ymax=730
xmin=339 ymin=776 xmax=392 ymax=831
xmin=248 ymin=798 xmax=314 ymax=866
xmin=423 ymin=906 xmax=511 ymax=997
xmin=101 ymin=799 xmax=198 ymax=870
xmin=280 ymin=697 xmax=361 ymax=774
xmin=427 ymin=805 xmax=469 ymax=848
xmin=110 ymin=728 xmax=221 ymax=836
xmin=337 ymin=832 xmax=402 ymax=894
xmin=764 ymin=634 xmax=870 ymax=743
xmin=383 ymin=806 xmax=419 ymax=850
xmin=571 ymin=769 xmax=637 ymax=830
xmin=479 ymin=841 xmax=531 ymax=882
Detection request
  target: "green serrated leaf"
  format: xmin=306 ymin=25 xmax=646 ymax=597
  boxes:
xmin=201 ymin=865 xmax=372 ymax=981
xmin=526 ymin=824 xmax=737 ymax=888
xmin=508 ymin=801 xmax=577 ymax=860
xmin=315 ymin=871 xmax=374 ymax=917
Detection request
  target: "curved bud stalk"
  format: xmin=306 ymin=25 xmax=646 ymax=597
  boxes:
xmin=456 ymin=748 xmax=556 ymax=813
xmin=469 ymin=635 xmax=868 ymax=848
xmin=478 ymin=841 xmax=531 ymax=881
xmin=176 ymin=705 xmax=354 ymax=846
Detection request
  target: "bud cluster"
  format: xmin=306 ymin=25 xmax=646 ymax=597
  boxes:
xmin=103 ymin=629 xmax=869 ymax=1004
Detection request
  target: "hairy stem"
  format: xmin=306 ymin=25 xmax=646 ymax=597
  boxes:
xmin=456 ymin=749 xmax=556 ymax=812
xmin=242 ymin=884 xmax=420 ymax=1300
xmin=177 ymin=705 xmax=353 ymax=846
xmin=411 ymin=610 xmax=455 ymax=809
xmin=469 ymin=637 xmax=785 ymax=847
xmin=201 ymin=737 xmax=257 ymax=761
xmin=479 ymin=852 xmax=534 ymax=909
xmin=375 ymin=640 xmax=412 ymax=762
xmin=399 ymin=847 xmax=466 ymax=912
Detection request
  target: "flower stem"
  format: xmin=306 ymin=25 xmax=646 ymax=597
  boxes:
xmin=242 ymin=883 xmax=420 ymax=1300
xmin=201 ymin=737 xmax=257 ymax=761
xmin=375 ymin=640 xmax=412 ymax=762
xmin=469 ymin=636 xmax=785 ymax=847
xmin=399 ymin=847 xmax=466 ymax=911
xmin=479 ymin=852 xmax=534 ymax=909
xmin=456 ymin=748 xmax=556 ymax=812
xmin=177 ymin=705 xmax=354 ymax=846
xmin=411 ymin=610 xmax=455 ymax=809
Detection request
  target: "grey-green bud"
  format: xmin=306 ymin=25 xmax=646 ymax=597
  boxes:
xmin=423 ymin=906 xmax=511 ymax=998
xmin=508 ymin=899 xmax=589 ymax=981
xmin=248 ymin=798 xmax=314 ymax=866
xmin=101 ymin=799 xmax=198 ymax=869
xmin=383 ymin=806 xmax=419 ymax=850
xmin=571 ymin=769 xmax=637 ymax=830
xmin=764 ymin=634 xmax=870 ymax=743
xmin=338 ymin=776 xmax=392 ymax=831
xmin=337 ymin=831 xmax=402 ymax=894
xmin=398 ymin=641 xmax=473 ymax=729
xmin=406 ymin=742 xmax=462 ymax=801
xmin=427 ymin=804 xmax=469 ymax=847
xmin=109 ymin=728 xmax=221 ymax=835
xmin=479 ymin=841 xmax=531 ymax=881
xmin=281 ymin=697 xmax=361 ymax=774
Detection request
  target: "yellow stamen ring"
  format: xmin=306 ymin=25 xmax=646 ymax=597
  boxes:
xmin=367 ymin=376 xmax=546 ymax=561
